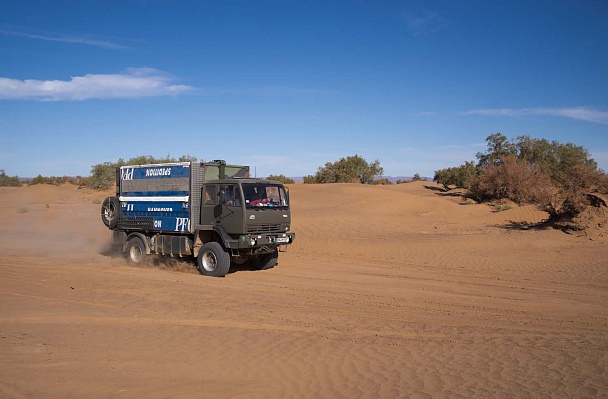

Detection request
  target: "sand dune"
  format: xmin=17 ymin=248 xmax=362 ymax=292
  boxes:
xmin=0 ymin=182 xmax=607 ymax=398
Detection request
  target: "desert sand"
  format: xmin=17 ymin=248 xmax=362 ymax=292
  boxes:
xmin=0 ymin=182 xmax=606 ymax=398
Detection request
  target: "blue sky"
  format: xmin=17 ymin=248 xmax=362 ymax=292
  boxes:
xmin=1 ymin=0 xmax=607 ymax=178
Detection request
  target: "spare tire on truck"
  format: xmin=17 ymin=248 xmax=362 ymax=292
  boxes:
xmin=101 ymin=196 xmax=120 ymax=228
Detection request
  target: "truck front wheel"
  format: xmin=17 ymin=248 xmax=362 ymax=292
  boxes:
xmin=126 ymin=237 xmax=147 ymax=265
xmin=197 ymin=242 xmax=230 ymax=277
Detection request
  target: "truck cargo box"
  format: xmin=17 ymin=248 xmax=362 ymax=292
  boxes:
xmin=117 ymin=161 xmax=249 ymax=233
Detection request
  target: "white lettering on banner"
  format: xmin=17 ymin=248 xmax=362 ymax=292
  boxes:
xmin=147 ymin=207 xmax=173 ymax=212
xmin=145 ymin=168 xmax=172 ymax=177
xmin=121 ymin=168 xmax=134 ymax=180
xmin=154 ymin=220 xmax=162 ymax=228
xmin=176 ymin=218 xmax=190 ymax=232
xmin=123 ymin=203 xmax=134 ymax=212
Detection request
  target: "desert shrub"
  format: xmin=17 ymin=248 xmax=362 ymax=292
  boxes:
xmin=412 ymin=173 xmax=422 ymax=181
xmin=472 ymin=133 xmax=607 ymax=220
xmin=546 ymin=165 xmax=608 ymax=218
xmin=433 ymin=161 xmax=478 ymax=190
xmin=371 ymin=178 xmax=392 ymax=185
xmin=28 ymin=175 xmax=59 ymax=186
xmin=89 ymin=161 xmax=124 ymax=190
xmin=471 ymin=155 xmax=555 ymax=205
xmin=266 ymin=174 xmax=295 ymax=184
xmin=305 ymin=155 xmax=383 ymax=184
xmin=0 ymin=170 xmax=21 ymax=187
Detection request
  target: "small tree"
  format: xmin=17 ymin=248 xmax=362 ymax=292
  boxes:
xmin=305 ymin=155 xmax=383 ymax=184
xmin=433 ymin=161 xmax=478 ymax=190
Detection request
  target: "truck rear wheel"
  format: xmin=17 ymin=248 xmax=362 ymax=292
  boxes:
xmin=126 ymin=237 xmax=147 ymax=265
xmin=197 ymin=242 xmax=230 ymax=277
xmin=252 ymin=248 xmax=278 ymax=271
xmin=101 ymin=196 xmax=120 ymax=228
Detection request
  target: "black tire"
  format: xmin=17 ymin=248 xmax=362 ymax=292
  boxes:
xmin=197 ymin=242 xmax=231 ymax=277
xmin=101 ymin=196 xmax=120 ymax=228
xmin=252 ymin=248 xmax=278 ymax=271
xmin=126 ymin=237 xmax=147 ymax=266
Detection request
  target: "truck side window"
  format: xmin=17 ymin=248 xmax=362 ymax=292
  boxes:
xmin=204 ymin=185 xmax=216 ymax=205
xmin=221 ymin=185 xmax=240 ymax=207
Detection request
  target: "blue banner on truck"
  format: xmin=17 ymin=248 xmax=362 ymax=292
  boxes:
xmin=120 ymin=163 xmax=191 ymax=200
xmin=119 ymin=163 xmax=192 ymax=232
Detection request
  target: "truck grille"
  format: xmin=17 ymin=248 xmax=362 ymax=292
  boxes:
xmin=247 ymin=224 xmax=284 ymax=235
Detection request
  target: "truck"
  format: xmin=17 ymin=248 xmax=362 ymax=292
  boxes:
xmin=100 ymin=160 xmax=295 ymax=277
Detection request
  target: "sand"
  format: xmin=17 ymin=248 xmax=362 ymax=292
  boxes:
xmin=0 ymin=182 xmax=606 ymax=398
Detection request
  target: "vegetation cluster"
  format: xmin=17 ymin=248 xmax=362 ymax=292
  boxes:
xmin=303 ymin=154 xmax=383 ymax=184
xmin=0 ymin=170 xmax=21 ymax=187
xmin=433 ymin=133 xmax=608 ymax=220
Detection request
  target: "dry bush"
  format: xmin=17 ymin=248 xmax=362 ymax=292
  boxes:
xmin=471 ymin=155 xmax=555 ymax=205
xmin=547 ymin=165 xmax=608 ymax=218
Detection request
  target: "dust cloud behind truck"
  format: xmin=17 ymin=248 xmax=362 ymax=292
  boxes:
xmin=101 ymin=160 xmax=295 ymax=277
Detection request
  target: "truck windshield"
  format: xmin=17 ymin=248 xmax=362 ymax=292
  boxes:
xmin=242 ymin=183 xmax=289 ymax=208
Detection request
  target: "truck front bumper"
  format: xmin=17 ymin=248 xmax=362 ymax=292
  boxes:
xmin=238 ymin=232 xmax=295 ymax=249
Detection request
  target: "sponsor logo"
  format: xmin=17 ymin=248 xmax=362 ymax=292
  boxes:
xmin=145 ymin=168 xmax=172 ymax=177
xmin=147 ymin=207 xmax=173 ymax=212
xmin=176 ymin=217 xmax=190 ymax=232
xmin=154 ymin=220 xmax=162 ymax=228
xmin=121 ymin=168 xmax=134 ymax=180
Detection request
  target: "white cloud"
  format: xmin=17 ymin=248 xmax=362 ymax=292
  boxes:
xmin=0 ymin=68 xmax=195 ymax=101
xmin=465 ymin=107 xmax=608 ymax=125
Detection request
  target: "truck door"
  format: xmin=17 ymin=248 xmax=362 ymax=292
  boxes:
xmin=200 ymin=184 xmax=217 ymax=226
xmin=201 ymin=184 xmax=244 ymax=234
xmin=217 ymin=184 xmax=244 ymax=234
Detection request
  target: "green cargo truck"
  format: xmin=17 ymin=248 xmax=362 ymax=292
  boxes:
xmin=101 ymin=160 xmax=295 ymax=277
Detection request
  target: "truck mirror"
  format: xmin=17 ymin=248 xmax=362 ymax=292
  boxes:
xmin=219 ymin=188 xmax=226 ymax=204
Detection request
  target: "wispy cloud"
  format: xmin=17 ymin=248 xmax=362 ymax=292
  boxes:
xmin=0 ymin=68 xmax=195 ymax=101
xmin=0 ymin=28 xmax=131 ymax=50
xmin=403 ymin=10 xmax=448 ymax=36
xmin=465 ymin=107 xmax=608 ymax=125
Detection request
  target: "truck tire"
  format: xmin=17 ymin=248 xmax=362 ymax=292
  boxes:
xmin=252 ymin=248 xmax=278 ymax=271
xmin=101 ymin=196 xmax=120 ymax=228
xmin=126 ymin=237 xmax=147 ymax=265
xmin=197 ymin=242 xmax=230 ymax=277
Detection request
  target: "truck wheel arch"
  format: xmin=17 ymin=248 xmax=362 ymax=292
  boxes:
xmin=125 ymin=232 xmax=150 ymax=254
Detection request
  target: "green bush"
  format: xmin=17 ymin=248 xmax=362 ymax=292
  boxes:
xmin=437 ymin=133 xmax=608 ymax=221
xmin=304 ymin=155 xmax=383 ymax=184
xmin=0 ymin=170 xmax=21 ymax=187
xmin=433 ymin=161 xmax=478 ymax=190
